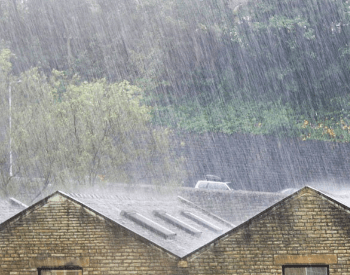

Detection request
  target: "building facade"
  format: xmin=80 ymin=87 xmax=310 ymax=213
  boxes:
xmin=0 ymin=187 xmax=349 ymax=274
xmin=185 ymin=187 xmax=350 ymax=274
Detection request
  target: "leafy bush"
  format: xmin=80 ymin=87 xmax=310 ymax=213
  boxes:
xmin=153 ymin=99 xmax=299 ymax=136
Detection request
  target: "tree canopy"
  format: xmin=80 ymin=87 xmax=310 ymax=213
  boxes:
xmin=1 ymin=0 xmax=350 ymax=198
xmin=2 ymin=0 xmax=348 ymax=109
xmin=0 ymin=50 xmax=182 ymax=197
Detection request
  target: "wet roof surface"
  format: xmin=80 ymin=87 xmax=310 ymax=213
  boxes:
xmin=319 ymin=189 xmax=350 ymax=208
xmin=0 ymin=198 xmax=27 ymax=223
xmin=180 ymin=188 xmax=288 ymax=224
xmin=5 ymin=185 xmax=350 ymax=258
xmin=2 ymin=185 xmax=350 ymax=260
xmin=68 ymin=192 xmax=233 ymax=257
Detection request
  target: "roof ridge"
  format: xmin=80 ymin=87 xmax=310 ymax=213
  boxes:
xmin=0 ymin=191 xmax=181 ymax=259
xmin=69 ymin=192 xmax=129 ymax=200
xmin=7 ymin=188 xmax=341 ymax=260
xmin=181 ymin=185 xmax=348 ymax=260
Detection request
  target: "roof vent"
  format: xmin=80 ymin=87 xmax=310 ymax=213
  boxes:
xmin=180 ymin=211 xmax=223 ymax=233
xmin=9 ymin=198 xmax=28 ymax=208
xmin=121 ymin=211 xmax=176 ymax=239
xmin=153 ymin=210 xmax=202 ymax=237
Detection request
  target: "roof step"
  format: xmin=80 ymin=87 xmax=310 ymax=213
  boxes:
xmin=121 ymin=211 xmax=176 ymax=239
xmin=153 ymin=210 xmax=202 ymax=237
xmin=180 ymin=211 xmax=223 ymax=233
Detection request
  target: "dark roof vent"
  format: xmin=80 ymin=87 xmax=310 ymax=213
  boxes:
xmin=181 ymin=211 xmax=223 ymax=233
xmin=153 ymin=210 xmax=202 ymax=237
xmin=121 ymin=211 xmax=176 ymax=239
xmin=9 ymin=198 xmax=28 ymax=208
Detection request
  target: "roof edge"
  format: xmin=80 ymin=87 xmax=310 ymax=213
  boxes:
xmin=9 ymin=197 xmax=28 ymax=208
xmin=0 ymin=190 xmax=62 ymax=231
xmin=5 ymin=186 xmax=345 ymax=261
xmin=0 ymin=190 xmax=181 ymax=260
xmin=304 ymin=185 xmax=350 ymax=215
xmin=182 ymin=186 xmax=337 ymax=260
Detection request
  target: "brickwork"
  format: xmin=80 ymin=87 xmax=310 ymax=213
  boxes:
xmin=2 ymin=188 xmax=350 ymax=274
xmin=0 ymin=194 xmax=181 ymax=275
xmin=185 ymin=188 xmax=350 ymax=274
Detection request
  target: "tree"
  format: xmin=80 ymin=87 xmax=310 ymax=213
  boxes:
xmin=232 ymin=0 xmax=350 ymax=111
xmin=0 ymin=57 xmax=182 ymax=198
xmin=0 ymin=49 xmax=13 ymax=196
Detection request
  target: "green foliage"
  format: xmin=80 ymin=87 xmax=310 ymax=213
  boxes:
xmin=1 ymin=0 xmax=349 ymax=115
xmin=1 ymin=0 xmax=350 ymax=192
xmin=232 ymin=0 xmax=350 ymax=110
xmin=0 ymin=52 xmax=183 ymax=197
xmin=0 ymin=48 xmax=12 ymax=77
xmin=0 ymin=0 xmax=237 ymax=104
xmin=0 ymin=49 xmax=13 ymax=196
xmin=297 ymin=95 xmax=350 ymax=142
xmin=153 ymin=92 xmax=350 ymax=143
xmin=154 ymin=99 xmax=298 ymax=136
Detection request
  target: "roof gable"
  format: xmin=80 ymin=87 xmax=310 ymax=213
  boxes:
xmin=0 ymin=190 xmax=233 ymax=258
xmin=67 ymin=192 xmax=233 ymax=257
xmin=0 ymin=191 xmax=181 ymax=259
xmin=4 ymin=186 xmax=349 ymax=259
xmin=184 ymin=186 xmax=350 ymax=260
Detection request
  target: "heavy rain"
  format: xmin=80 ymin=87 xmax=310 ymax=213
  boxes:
xmin=1 ymin=0 xmax=350 ymax=274
xmin=1 ymin=0 xmax=349 ymax=198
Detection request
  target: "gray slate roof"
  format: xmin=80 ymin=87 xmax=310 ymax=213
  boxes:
xmin=4 ymin=185 xmax=349 ymax=258
xmin=318 ymin=189 xmax=350 ymax=208
xmin=179 ymin=188 xmax=287 ymax=224
xmin=0 ymin=197 xmax=27 ymax=223
xmin=67 ymin=191 xmax=233 ymax=258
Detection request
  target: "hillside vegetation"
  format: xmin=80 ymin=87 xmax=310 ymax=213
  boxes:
xmin=0 ymin=0 xmax=350 ymax=195
xmin=2 ymin=0 xmax=350 ymax=141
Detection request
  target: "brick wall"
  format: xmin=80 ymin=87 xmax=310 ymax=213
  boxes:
xmin=2 ymin=188 xmax=350 ymax=274
xmin=184 ymin=188 xmax=350 ymax=274
xmin=0 ymin=194 xmax=181 ymax=275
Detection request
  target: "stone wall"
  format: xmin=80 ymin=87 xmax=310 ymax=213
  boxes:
xmin=0 ymin=194 xmax=180 ymax=275
xmin=173 ymin=132 xmax=350 ymax=191
xmin=2 ymin=188 xmax=350 ymax=274
xmin=184 ymin=188 xmax=350 ymax=274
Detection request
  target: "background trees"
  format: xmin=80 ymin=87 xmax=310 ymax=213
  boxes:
xmin=3 ymin=0 xmax=348 ymax=112
xmin=0 ymin=50 xmax=181 ymax=197
xmin=0 ymin=0 xmax=350 ymax=195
